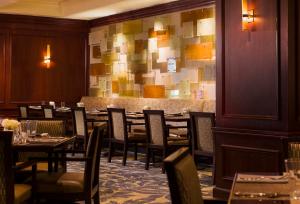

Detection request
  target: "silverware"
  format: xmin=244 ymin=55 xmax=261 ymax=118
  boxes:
xmin=234 ymin=191 xmax=290 ymax=198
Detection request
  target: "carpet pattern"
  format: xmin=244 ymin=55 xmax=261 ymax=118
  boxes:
xmin=67 ymin=155 xmax=213 ymax=204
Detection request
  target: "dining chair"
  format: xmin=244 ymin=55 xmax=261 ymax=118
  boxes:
xmin=42 ymin=105 xmax=55 ymax=118
xmin=33 ymin=125 xmax=104 ymax=204
xmin=0 ymin=130 xmax=36 ymax=204
xmin=18 ymin=120 xmax=66 ymax=172
xmin=164 ymin=147 xmax=204 ymax=204
xmin=143 ymin=110 xmax=189 ymax=172
xmin=71 ymin=107 xmax=89 ymax=151
xmin=107 ymin=108 xmax=147 ymax=166
xmin=18 ymin=105 xmax=29 ymax=118
xmin=189 ymin=112 xmax=215 ymax=164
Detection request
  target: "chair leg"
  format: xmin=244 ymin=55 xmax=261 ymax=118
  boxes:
xmin=94 ymin=189 xmax=100 ymax=204
xmin=162 ymin=149 xmax=168 ymax=173
xmin=145 ymin=147 xmax=150 ymax=170
xmin=123 ymin=143 xmax=128 ymax=166
xmin=151 ymin=151 xmax=155 ymax=164
xmin=134 ymin=143 xmax=138 ymax=160
xmin=85 ymin=198 xmax=92 ymax=204
xmin=108 ymin=141 xmax=113 ymax=163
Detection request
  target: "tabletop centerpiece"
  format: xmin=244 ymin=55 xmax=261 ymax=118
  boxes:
xmin=1 ymin=119 xmax=21 ymax=143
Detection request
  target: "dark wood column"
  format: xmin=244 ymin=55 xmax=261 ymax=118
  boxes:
xmin=214 ymin=0 xmax=299 ymax=198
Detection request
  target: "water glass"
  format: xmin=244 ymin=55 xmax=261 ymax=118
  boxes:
xmin=61 ymin=101 xmax=65 ymax=108
xmin=285 ymin=159 xmax=300 ymax=180
xmin=291 ymin=190 xmax=300 ymax=204
xmin=24 ymin=120 xmax=37 ymax=136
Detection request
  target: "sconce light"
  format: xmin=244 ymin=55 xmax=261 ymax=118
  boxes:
xmin=242 ymin=0 xmax=255 ymax=31
xmin=242 ymin=9 xmax=254 ymax=23
xmin=43 ymin=44 xmax=51 ymax=69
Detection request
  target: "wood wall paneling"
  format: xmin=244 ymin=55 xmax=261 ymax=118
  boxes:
xmin=297 ymin=0 xmax=300 ymax=122
xmin=10 ymin=33 xmax=87 ymax=104
xmin=214 ymin=0 xmax=293 ymax=199
xmin=223 ymin=0 xmax=279 ymax=123
xmin=213 ymin=128 xmax=286 ymax=198
xmin=0 ymin=32 xmax=6 ymax=104
xmin=0 ymin=15 xmax=89 ymax=116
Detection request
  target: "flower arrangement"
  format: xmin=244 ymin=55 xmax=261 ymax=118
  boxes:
xmin=1 ymin=119 xmax=20 ymax=130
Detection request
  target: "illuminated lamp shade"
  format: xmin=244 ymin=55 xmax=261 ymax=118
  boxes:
xmin=242 ymin=0 xmax=255 ymax=31
xmin=143 ymin=85 xmax=165 ymax=98
xmin=43 ymin=44 xmax=51 ymax=68
xmin=197 ymin=18 xmax=215 ymax=36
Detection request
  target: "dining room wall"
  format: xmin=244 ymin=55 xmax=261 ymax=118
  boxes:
xmin=213 ymin=0 xmax=300 ymax=198
xmin=0 ymin=14 xmax=89 ymax=116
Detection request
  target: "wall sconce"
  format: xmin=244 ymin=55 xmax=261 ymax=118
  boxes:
xmin=242 ymin=0 xmax=255 ymax=31
xmin=43 ymin=44 xmax=51 ymax=68
xmin=243 ymin=9 xmax=254 ymax=23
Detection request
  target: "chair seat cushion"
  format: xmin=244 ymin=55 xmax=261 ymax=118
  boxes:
xmin=168 ymin=135 xmax=188 ymax=141
xmin=128 ymin=132 xmax=147 ymax=142
xmin=168 ymin=139 xmax=189 ymax=146
xmin=14 ymin=184 xmax=31 ymax=204
xmin=169 ymin=128 xmax=188 ymax=137
xmin=36 ymin=172 xmax=84 ymax=193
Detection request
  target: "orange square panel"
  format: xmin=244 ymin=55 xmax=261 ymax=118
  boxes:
xmin=112 ymin=81 xmax=119 ymax=93
xmin=143 ymin=85 xmax=165 ymax=98
xmin=185 ymin=42 xmax=213 ymax=60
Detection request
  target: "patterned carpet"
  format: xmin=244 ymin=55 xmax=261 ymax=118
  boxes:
xmin=67 ymin=153 xmax=213 ymax=204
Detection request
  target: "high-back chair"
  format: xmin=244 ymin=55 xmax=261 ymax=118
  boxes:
xmin=107 ymin=108 xmax=146 ymax=166
xmin=143 ymin=110 xmax=189 ymax=172
xmin=164 ymin=147 xmax=203 ymax=204
xmin=18 ymin=105 xmax=29 ymax=118
xmin=71 ymin=107 xmax=89 ymax=150
xmin=189 ymin=112 xmax=215 ymax=184
xmin=18 ymin=120 xmax=66 ymax=172
xmin=42 ymin=105 xmax=55 ymax=118
xmin=189 ymin=112 xmax=215 ymax=158
xmin=0 ymin=131 xmax=33 ymax=204
xmin=35 ymin=125 xmax=104 ymax=204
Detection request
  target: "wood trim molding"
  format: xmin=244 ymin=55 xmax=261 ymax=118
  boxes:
xmin=212 ymin=126 xmax=300 ymax=138
xmin=89 ymin=0 xmax=215 ymax=27
xmin=0 ymin=14 xmax=89 ymax=33
xmin=220 ymin=144 xmax=281 ymax=179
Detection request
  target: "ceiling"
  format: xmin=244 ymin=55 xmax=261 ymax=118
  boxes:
xmin=0 ymin=0 xmax=178 ymax=20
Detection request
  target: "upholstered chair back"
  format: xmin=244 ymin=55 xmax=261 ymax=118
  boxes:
xmin=72 ymin=107 xmax=88 ymax=137
xmin=42 ymin=105 xmax=54 ymax=118
xmin=289 ymin=143 xmax=300 ymax=159
xmin=190 ymin=112 xmax=215 ymax=155
xmin=143 ymin=110 xmax=167 ymax=146
xmin=107 ymin=108 xmax=127 ymax=141
xmin=164 ymin=147 xmax=204 ymax=204
xmin=20 ymin=120 xmax=65 ymax=137
xmin=0 ymin=131 xmax=14 ymax=204
xmin=19 ymin=105 xmax=28 ymax=118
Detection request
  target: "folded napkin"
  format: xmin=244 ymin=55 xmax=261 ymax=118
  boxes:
xmin=56 ymin=107 xmax=70 ymax=111
xmin=29 ymin=105 xmax=42 ymax=110
xmin=237 ymin=174 xmax=288 ymax=183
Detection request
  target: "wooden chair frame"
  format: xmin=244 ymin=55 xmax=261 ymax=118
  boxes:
xmin=34 ymin=125 xmax=104 ymax=204
xmin=143 ymin=110 xmax=187 ymax=172
xmin=107 ymin=108 xmax=144 ymax=166
xmin=71 ymin=107 xmax=89 ymax=150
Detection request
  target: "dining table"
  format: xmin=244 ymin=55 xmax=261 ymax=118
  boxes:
xmin=13 ymin=136 xmax=75 ymax=172
xmin=228 ymin=173 xmax=295 ymax=204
